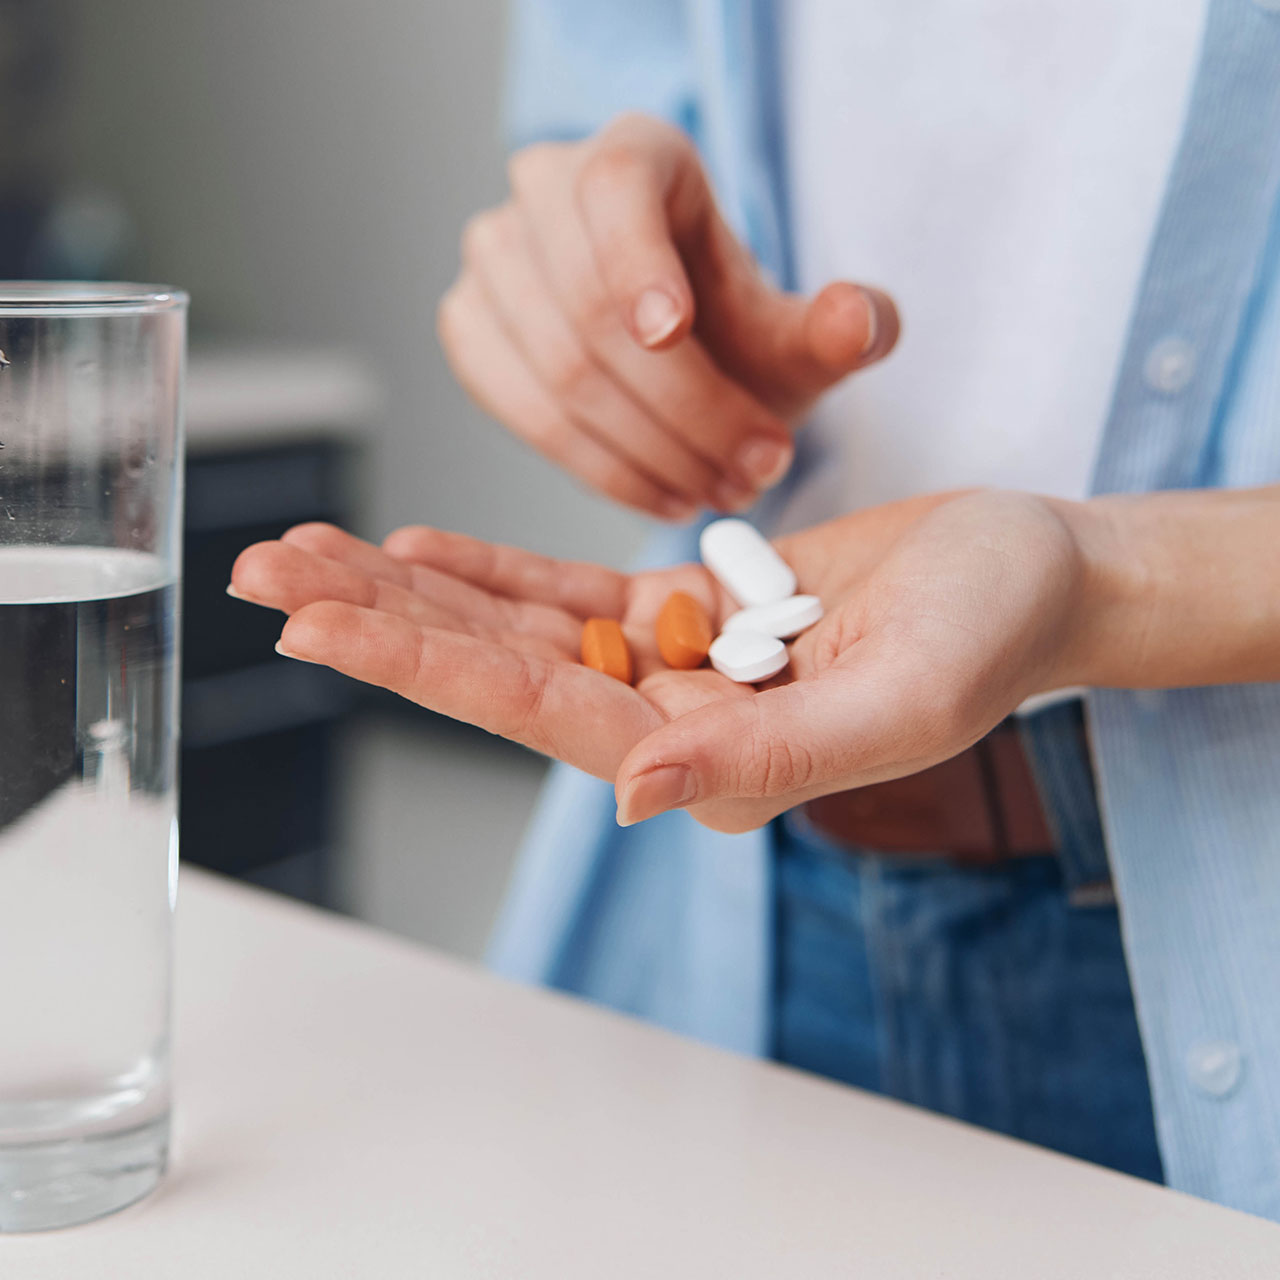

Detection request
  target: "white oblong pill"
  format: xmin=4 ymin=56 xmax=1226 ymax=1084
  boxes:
xmin=708 ymin=630 xmax=789 ymax=684
xmin=699 ymin=518 xmax=797 ymax=607
xmin=722 ymin=594 xmax=824 ymax=639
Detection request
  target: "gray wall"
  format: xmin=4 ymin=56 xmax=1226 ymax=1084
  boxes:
xmin=55 ymin=0 xmax=647 ymax=563
xmin=48 ymin=0 xmax=649 ymax=956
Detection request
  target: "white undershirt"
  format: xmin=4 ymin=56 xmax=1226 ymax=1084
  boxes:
xmin=779 ymin=1 xmax=1207 ymax=524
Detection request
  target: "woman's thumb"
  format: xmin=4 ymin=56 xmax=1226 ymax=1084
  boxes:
xmin=614 ymin=681 xmax=854 ymax=826
xmin=698 ymin=275 xmax=901 ymax=417
xmin=808 ymin=282 xmax=900 ymax=375
xmin=775 ymin=282 xmax=901 ymax=410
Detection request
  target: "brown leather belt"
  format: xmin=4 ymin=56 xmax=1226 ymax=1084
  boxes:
xmin=801 ymin=722 xmax=1056 ymax=866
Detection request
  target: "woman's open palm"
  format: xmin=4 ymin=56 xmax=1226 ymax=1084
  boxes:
xmin=230 ymin=489 xmax=1088 ymax=831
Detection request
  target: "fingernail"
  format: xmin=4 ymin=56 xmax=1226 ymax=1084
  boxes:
xmin=856 ymin=287 xmax=880 ymax=355
xmin=275 ymin=639 xmax=312 ymax=662
xmin=711 ymin=478 xmax=757 ymax=513
xmin=633 ymin=288 xmax=682 ymax=347
xmin=734 ymin=437 xmax=792 ymax=489
xmin=226 ymin=583 xmax=254 ymax=603
xmin=617 ymin=763 xmax=696 ymax=826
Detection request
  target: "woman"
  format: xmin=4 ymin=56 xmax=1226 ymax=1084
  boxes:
xmin=233 ymin=0 xmax=1280 ymax=1218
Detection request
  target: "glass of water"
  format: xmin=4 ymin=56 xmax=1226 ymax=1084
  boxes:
xmin=0 ymin=283 xmax=186 ymax=1231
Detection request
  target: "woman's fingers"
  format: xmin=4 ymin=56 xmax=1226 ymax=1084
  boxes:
xmin=455 ymin=117 xmax=901 ymax=520
xmin=437 ymin=272 xmax=697 ymax=520
xmin=278 ymin=601 xmax=662 ymax=778
xmin=279 ymin=522 xmax=417 ymax=589
xmin=233 ymin=538 xmax=448 ymax=621
xmin=234 ymin=532 xmax=583 ymax=654
xmin=462 ymin=205 xmax=726 ymax=511
xmin=511 ymin=147 xmax=794 ymax=504
xmin=569 ymin=113 xmax=701 ymax=350
xmin=382 ymin=524 xmax=628 ymax=619
xmin=571 ymin=117 xmax=900 ymax=418
xmin=230 ymin=540 xmax=573 ymax=660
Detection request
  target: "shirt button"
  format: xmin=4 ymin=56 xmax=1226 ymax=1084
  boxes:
xmin=1186 ymin=1040 xmax=1244 ymax=1098
xmin=1143 ymin=337 xmax=1197 ymax=394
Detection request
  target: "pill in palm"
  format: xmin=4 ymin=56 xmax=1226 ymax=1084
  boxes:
xmin=580 ymin=617 xmax=634 ymax=685
xmin=722 ymin=594 xmax=824 ymax=639
xmin=708 ymin=630 xmax=789 ymax=684
xmin=656 ymin=591 xmax=713 ymax=669
xmin=699 ymin=518 xmax=797 ymax=607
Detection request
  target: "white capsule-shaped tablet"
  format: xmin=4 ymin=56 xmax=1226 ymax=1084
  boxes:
xmin=722 ymin=594 xmax=824 ymax=639
xmin=699 ymin=518 xmax=797 ymax=607
xmin=708 ymin=630 xmax=789 ymax=684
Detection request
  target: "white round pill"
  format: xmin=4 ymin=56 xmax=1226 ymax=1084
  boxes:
xmin=708 ymin=630 xmax=789 ymax=684
xmin=722 ymin=594 xmax=824 ymax=639
xmin=699 ymin=518 xmax=797 ymax=607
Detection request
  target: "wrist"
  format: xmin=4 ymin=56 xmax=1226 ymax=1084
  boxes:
xmin=1044 ymin=494 xmax=1158 ymax=690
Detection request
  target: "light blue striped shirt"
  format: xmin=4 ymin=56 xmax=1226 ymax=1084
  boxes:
xmin=493 ymin=0 xmax=1280 ymax=1219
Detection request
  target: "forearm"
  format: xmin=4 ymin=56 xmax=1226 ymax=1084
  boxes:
xmin=1056 ymin=485 xmax=1280 ymax=690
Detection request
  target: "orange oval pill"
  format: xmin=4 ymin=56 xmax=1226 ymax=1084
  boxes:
xmin=581 ymin=617 xmax=634 ymax=684
xmin=656 ymin=591 xmax=713 ymax=670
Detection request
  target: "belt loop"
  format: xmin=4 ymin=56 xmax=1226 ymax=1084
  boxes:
xmin=1016 ymin=700 xmax=1114 ymax=900
xmin=974 ymin=736 xmax=1009 ymax=858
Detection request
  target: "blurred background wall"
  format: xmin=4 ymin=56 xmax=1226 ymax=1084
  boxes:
xmin=7 ymin=0 xmax=649 ymax=956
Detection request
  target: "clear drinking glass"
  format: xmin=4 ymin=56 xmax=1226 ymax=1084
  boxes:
xmin=0 ymin=283 xmax=186 ymax=1231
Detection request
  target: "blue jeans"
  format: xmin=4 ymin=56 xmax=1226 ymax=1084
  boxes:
xmin=770 ymin=702 xmax=1164 ymax=1183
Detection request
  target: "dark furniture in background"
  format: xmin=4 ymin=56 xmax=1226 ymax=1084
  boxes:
xmin=182 ymin=441 xmax=357 ymax=905
xmin=179 ymin=347 xmax=379 ymax=905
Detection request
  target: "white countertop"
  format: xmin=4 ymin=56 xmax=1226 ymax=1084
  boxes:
xmin=9 ymin=870 xmax=1280 ymax=1276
